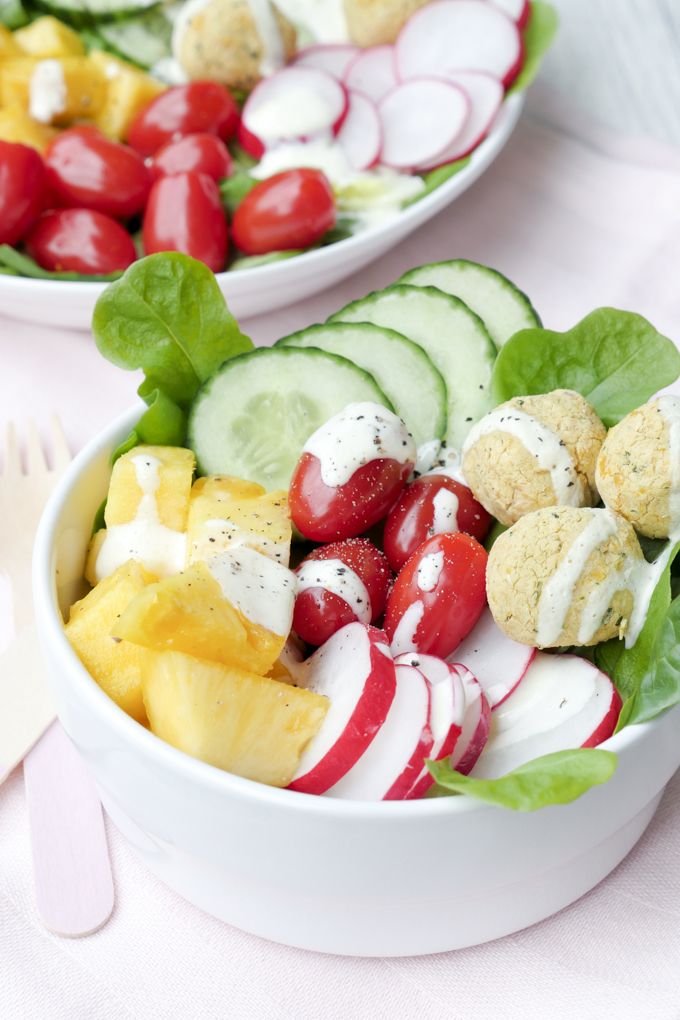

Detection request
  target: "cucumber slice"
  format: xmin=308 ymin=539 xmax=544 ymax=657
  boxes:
xmin=188 ymin=346 xmax=394 ymax=490
xmin=34 ymin=0 xmax=159 ymax=25
xmin=398 ymin=260 xmax=541 ymax=349
xmin=96 ymin=7 xmax=172 ymax=67
xmin=274 ymin=322 xmax=447 ymax=449
xmin=329 ymin=285 xmax=496 ymax=451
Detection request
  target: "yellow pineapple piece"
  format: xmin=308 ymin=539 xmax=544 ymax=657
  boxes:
xmin=140 ymin=648 xmax=328 ymax=786
xmin=187 ymin=475 xmax=291 ymax=568
xmin=0 ymin=56 xmax=106 ymax=124
xmin=112 ymin=546 xmax=296 ymax=675
xmin=0 ymin=104 xmax=57 ymax=152
xmin=88 ymin=49 xmax=166 ymax=141
xmin=65 ymin=559 xmax=157 ymax=724
xmin=0 ymin=57 xmax=37 ymax=108
xmin=265 ymin=639 xmax=305 ymax=685
xmin=85 ymin=528 xmax=106 ymax=587
xmin=0 ymin=24 xmax=21 ymax=62
xmin=14 ymin=16 xmax=85 ymax=59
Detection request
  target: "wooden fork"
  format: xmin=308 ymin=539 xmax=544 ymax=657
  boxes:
xmin=0 ymin=417 xmax=114 ymax=936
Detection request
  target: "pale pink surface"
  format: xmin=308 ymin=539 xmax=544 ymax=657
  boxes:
xmin=3 ymin=94 xmax=680 ymax=1015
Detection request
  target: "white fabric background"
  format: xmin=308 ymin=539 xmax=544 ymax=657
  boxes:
xmin=3 ymin=94 xmax=680 ymax=1016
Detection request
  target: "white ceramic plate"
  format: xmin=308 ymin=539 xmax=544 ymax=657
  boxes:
xmin=0 ymin=94 xmax=524 ymax=331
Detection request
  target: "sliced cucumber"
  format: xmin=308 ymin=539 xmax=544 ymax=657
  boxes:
xmin=329 ymin=285 xmax=496 ymax=451
xmin=398 ymin=260 xmax=541 ymax=349
xmin=34 ymin=0 xmax=159 ymax=25
xmin=274 ymin=322 xmax=447 ymax=449
xmin=188 ymin=346 xmax=394 ymax=490
xmin=96 ymin=7 xmax=172 ymax=67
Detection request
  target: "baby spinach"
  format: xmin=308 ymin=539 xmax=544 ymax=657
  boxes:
xmin=404 ymin=157 xmax=471 ymax=207
xmin=491 ymin=308 xmax=680 ymax=425
xmin=426 ymin=748 xmax=617 ymax=810
xmin=629 ymin=597 xmax=680 ymax=724
xmin=509 ymin=1 xmax=559 ymax=95
xmin=0 ymin=245 xmax=123 ymax=283
xmin=229 ymin=250 xmax=303 ymax=272
xmin=219 ymin=173 xmax=257 ymax=220
xmin=111 ymin=388 xmax=187 ymax=464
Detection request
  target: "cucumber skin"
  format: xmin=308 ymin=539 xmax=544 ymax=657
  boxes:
xmin=33 ymin=0 xmax=160 ymax=27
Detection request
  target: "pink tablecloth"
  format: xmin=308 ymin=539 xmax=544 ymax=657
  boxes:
xmin=3 ymin=92 xmax=680 ymax=1018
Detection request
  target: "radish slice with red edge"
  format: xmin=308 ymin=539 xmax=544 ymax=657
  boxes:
xmin=490 ymin=0 xmax=530 ymax=30
xmin=294 ymin=44 xmax=360 ymax=81
xmin=417 ymin=70 xmax=503 ymax=169
xmin=288 ymin=622 xmax=396 ymax=795
xmin=236 ymin=119 xmax=265 ymax=160
xmin=378 ymin=78 xmax=469 ymax=171
xmin=470 ymin=653 xmax=622 ymax=780
xmin=242 ymin=65 xmax=348 ymax=148
xmin=396 ymin=0 xmax=523 ymax=89
xmin=336 ymin=90 xmax=382 ymax=171
xmin=324 ymin=663 xmax=433 ymax=801
xmin=451 ymin=606 xmax=535 ymax=709
xmin=344 ymin=44 xmax=398 ymax=103
xmin=449 ymin=666 xmax=491 ymax=775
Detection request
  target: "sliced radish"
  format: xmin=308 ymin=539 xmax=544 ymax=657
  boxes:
xmin=490 ymin=0 xmax=530 ymax=30
xmin=288 ymin=623 xmax=396 ymax=795
xmin=336 ymin=90 xmax=382 ymax=171
xmin=344 ymin=45 xmax=398 ymax=103
xmin=396 ymin=0 xmax=523 ymax=89
xmin=242 ymin=66 xmax=348 ymax=149
xmin=417 ymin=70 xmax=503 ymax=169
xmin=294 ymin=44 xmax=360 ymax=81
xmin=451 ymin=606 xmax=535 ymax=709
xmin=378 ymin=78 xmax=469 ymax=171
xmin=394 ymin=653 xmax=466 ymax=798
xmin=236 ymin=118 xmax=265 ymax=160
xmin=470 ymin=653 xmax=623 ymax=780
xmin=449 ymin=666 xmax=491 ymax=775
xmin=324 ymin=663 xmax=433 ymax=801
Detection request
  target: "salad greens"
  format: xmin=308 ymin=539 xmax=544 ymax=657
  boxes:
xmin=509 ymin=1 xmax=559 ymax=95
xmin=490 ymin=308 xmax=680 ymax=426
xmin=405 ymin=157 xmax=471 ymax=207
xmin=0 ymin=245 xmax=124 ymax=283
xmin=426 ymin=749 xmax=617 ymax=811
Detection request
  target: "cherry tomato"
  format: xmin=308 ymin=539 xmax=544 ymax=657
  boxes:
xmin=230 ymin=168 xmax=335 ymax=255
xmin=23 ymin=208 xmax=137 ymax=274
xmin=383 ymin=475 xmax=492 ymax=572
xmin=0 ymin=140 xmax=45 ymax=245
xmin=236 ymin=118 xmax=265 ymax=161
xmin=149 ymin=132 xmax=234 ymax=182
xmin=293 ymin=537 xmax=393 ymax=646
xmin=384 ymin=532 xmax=487 ymax=660
xmin=45 ymin=127 xmax=151 ymax=220
xmin=127 ymin=82 xmax=239 ymax=158
xmin=142 ymin=171 xmax=228 ymax=273
xmin=290 ymin=453 xmax=412 ymax=543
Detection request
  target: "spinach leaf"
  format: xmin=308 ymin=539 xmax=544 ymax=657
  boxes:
xmin=111 ymin=388 xmax=187 ymax=464
xmin=91 ymin=498 xmax=107 ymax=538
xmin=404 ymin=157 xmax=471 ymax=207
xmin=0 ymin=244 xmax=123 ymax=283
xmin=229 ymin=250 xmax=303 ymax=271
xmin=490 ymin=308 xmax=680 ymax=424
xmin=483 ymin=519 xmax=508 ymax=553
xmin=628 ymin=596 xmax=680 ymax=724
xmin=508 ymin=1 xmax=559 ymax=95
xmin=426 ymin=748 xmax=617 ymax=810
xmin=92 ymin=252 xmax=253 ymax=408
xmin=0 ymin=0 xmax=28 ymax=30
xmin=219 ymin=172 xmax=257 ymax=220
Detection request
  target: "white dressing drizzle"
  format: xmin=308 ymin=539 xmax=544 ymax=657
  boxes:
xmin=95 ymin=454 xmax=187 ymax=581
xmin=414 ymin=440 xmax=441 ymax=476
xmin=295 ymin=557 xmax=371 ymax=623
xmin=657 ymin=395 xmax=680 ymax=531
xmin=431 ymin=487 xmax=459 ymax=536
xmin=272 ymin=0 xmax=350 ymax=44
xmin=461 ymin=408 xmax=586 ymax=506
xmin=189 ymin=517 xmax=289 ymax=564
xmin=247 ymin=0 xmax=286 ymax=76
xmin=417 ymin=551 xmax=444 ymax=593
xmin=205 ymin=545 xmax=297 ymax=636
xmin=390 ymin=600 xmax=425 ymax=656
xmin=29 ymin=60 xmax=67 ymax=123
xmin=247 ymin=89 xmax=334 ymax=142
xmin=171 ymin=0 xmax=215 ymax=61
xmin=303 ymin=401 xmax=416 ymax=488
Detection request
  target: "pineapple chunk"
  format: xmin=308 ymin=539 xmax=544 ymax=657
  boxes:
xmin=85 ymin=528 xmax=106 ymax=587
xmin=0 ymin=56 xmax=106 ymax=124
xmin=0 ymin=24 xmax=21 ymax=62
xmin=65 ymin=559 xmax=157 ymax=724
xmin=187 ymin=475 xmax=291 ymax=567
xmin=14 ymin=17 xmax=85 ymax=59
xmin=0 ymin=104 xmax=57 ymax=152
xmin=88 ymin=49 xmax=166 ymax=141
xmin=112 ymin=547 xmax=296 ymax=675
xmin=266 ymin=639 xmax=306 ymax=685
xmin=140 ymin=648 xmax=328 ymax=786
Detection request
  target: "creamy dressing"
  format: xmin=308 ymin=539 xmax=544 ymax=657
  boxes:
xmin=390 ymin=600 xmax=425 ymax=656
xmin=431 ymin=487 xmax=459 ymax=536
xmin=247 ymin=90 xmax=334 ymax=143
xmin=272 ymin=0 xmax=350 ymax=44
xmin=415 ymin=440 xmax=441 ymax=476
xmin=657 ymin=395 xmax=680 ymax=530
xmin=303 ymin=402 xmax=416 ymax=488
xmin=29 ymin=60 xmax=67 ymax=124
xmin=426 ymin=446 xmax=467 ymax=485
xmin=462 ymin=408 xmax=586 ymax=506
xmin=205 ymin=545 xmax=297 ymax=636
xmin=536 ymin=509 xmax=619 ymax=647
xmin=189 ymin=517 xmax=289 ymax=565
xmin=149 ymin=56 xmax=190 ymax=85
xmin=171 ymin=0 xmax=214 ymax=61
xmin=247 ymin=0 xmax=286 ymax=76
xmin=296 ymin=557 xmax=371 ymax=623
xmin=250 ymin=136 xmax=353 ymax=185
xmin=417 ymin=551 xmax=444 ymax=593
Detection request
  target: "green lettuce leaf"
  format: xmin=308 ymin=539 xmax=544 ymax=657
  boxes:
xmin=509 ymin=1 xmax=559 ymax=94
xmin=426 ymin=748 xmax=617 ymax=810
xmin=627 ymin=595 xmax=680 ymax=724
xmin=219 ymin=172 xmax=257 ymax=220
xmin=490 ymin=308 xmax=680 ymax=424
xmin=404 ymin=157 xmax=471 ymax=207
xmin=111 ymin=388 xmax=187 ymax=464
xmin=0 ymin=244 xmax=123 ymax=283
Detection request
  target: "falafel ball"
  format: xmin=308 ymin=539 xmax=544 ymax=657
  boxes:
xmin=344 ymin=0 xmax=433 ymax=47
xmin=461 ymin=389 xmax=607 ymax=527
xmin=596 ymin=395 xmax=680 ymax=539
xmin=176 ymin=0 xmax=297 ymax=92
xmin=487 ymin=506 xmax=643 ymax=648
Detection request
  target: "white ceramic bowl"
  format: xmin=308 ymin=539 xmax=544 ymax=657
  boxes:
xmin=2 ymin=95 xmax=524 ymax=331
xmin=34 ymin=404 xmax=680 ymax=956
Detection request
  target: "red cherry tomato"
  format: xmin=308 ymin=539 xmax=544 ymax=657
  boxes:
xmin=383 ymin=475 xmax=492 ymax=572
xmin=127 ymin=82 xmax=239 ymax=158
xmin=290 ymin=452 xmax=412 ymax=543
xmin=0 ymin=140 xmax=45 ymax=245
xmin=293 ymin=537 xmax=393 ymax=645
xmin=23 ymin=208 xmax=137 ymax=274
xmin=236 ymin=118 xmax=265 ymax=160
xmin=384 ymin=532 xmax=487 ymax=660
xmin=45 ymin=127 xmax=151 ymax=220
xmin=149 ymin=132 xmax=234 ymax=182
xmin=231 ymin=168 xmax=335 ymax=255
xmin=142 ymin=171 xmax=228 ymax=273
